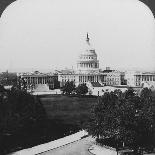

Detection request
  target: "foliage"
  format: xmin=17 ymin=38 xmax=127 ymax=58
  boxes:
xmin=54 ymin=79 xmax=60 ymax=89
xmin=14 ymin=76 xmax=27 ymax=91
xmin=75 ymin=83 xmax=88 ymax=95
xmin=0 ymin=86 xmax=46 ymax=134
xmin=86 ymin=88 xmax=155 ymax=153
xmin=61 ymin=81 xmax=76 ymax=95
xmin=0 ymin=84 xmax=47 ymax=154
xmin=0 ymin=71 xmax=17 ymax=86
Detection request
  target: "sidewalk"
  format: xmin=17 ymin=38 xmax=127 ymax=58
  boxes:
xmin=89 ymin=144 xmax=120 ymax=155
xmin=89 ymin=144 xmax=155 ymax=155
xmin=10 ymin=130 xmax=88 ymax=155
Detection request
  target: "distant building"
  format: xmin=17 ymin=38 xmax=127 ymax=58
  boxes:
xmin=17 ymin=71 xmax=58 ymax=90
xmin=105 ymin=70 xmax=121 ymax=86
xmin=100 ymin=68 xmax=125 ymax=86
xmin=135 ymin=72 xmax=155 ymax=90
xmin=86 ymin=81 xmax=104 ymax=96
xmin=125 ymin=71 xmax=136 ymax=86
xmin=125 ymin=71 xmax=155 ymax=89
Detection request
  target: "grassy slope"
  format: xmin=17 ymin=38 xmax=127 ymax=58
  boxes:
xmin=40 ymin=95 xmax=97 ymax=127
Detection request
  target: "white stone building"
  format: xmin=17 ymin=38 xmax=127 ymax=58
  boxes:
xmin=57 ymin=34 xmax=102 ymax=87
xmin=105 ymin=70 xmax=122 ymax=86
xmin=17 ymin=71 xmax=58 ymax=90
xmin=125 ymin=71 xmax=155 ymax=89
xmin=134 ymin=72 xmax=155 ymax=90
xmin=86 ymin=81 xmax=104 ymax=96
xmin=125 ymin=71 xmax=136 ymax=87
xmin=100 ymin=68 xmax=125 ymax=86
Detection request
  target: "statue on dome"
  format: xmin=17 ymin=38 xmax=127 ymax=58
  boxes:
xmin=86 ymin=32 xmax=90 ymax=45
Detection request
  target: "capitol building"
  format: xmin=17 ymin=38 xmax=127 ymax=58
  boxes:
xmin=18 ymin=34 xmax=155 ymax=93
xmin=56 ymin=33 xmax=103 ymax=87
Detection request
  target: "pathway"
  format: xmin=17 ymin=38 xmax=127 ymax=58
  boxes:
xmin=40 ymin=136 xmax=94 ymax=155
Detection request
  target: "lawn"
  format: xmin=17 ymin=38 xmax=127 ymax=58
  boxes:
xmin=39 ymin=94 xmax=97 ymax=127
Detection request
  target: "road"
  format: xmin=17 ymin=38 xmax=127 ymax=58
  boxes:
xmin=39 ymin=136 xmax=95 ymax=155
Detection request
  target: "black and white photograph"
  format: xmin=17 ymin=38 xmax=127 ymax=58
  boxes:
xmin=0 ymin=0 xmax=155 ymax=154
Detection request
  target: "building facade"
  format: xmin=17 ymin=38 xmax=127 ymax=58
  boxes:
xmin=105 ymin=70 xmax=122 ymax=86
xmin=17 ymin=71 xmax=58 ymax=90
xmin=125 ymin=71 xmax=155 ymax=88
xmin=135 ymin=72 xmax=155 ymax=88
xmin=100 ymin=68 xmax=125 ymax=86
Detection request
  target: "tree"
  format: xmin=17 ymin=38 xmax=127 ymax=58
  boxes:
xmin=54 ymin=79 xmax=60 ymax=89
xmin=0 ymin=86 xmax=46 ymax=154
xmin=61 ymin=81 xmax=76 ymax=95
xmin=124 ymin=87 xmax=135 ymax=99
xmin=75 ymin=83 xmax=88 ymax=95
xmin=0 ymin=71 xmax=17 ymax=86
xmin=87 ymin=92 xmax=120 ymax=139
xmin=15 ymin=76 xmax=27 ymax=91
xmin=86 ymin=88 xmax=155 ymax=154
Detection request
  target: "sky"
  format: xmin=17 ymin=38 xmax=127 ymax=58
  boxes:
xmin=0 ymin=0 xmax=155 ymax=72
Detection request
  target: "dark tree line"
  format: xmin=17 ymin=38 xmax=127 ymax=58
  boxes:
xmin=0 ymin=84 xmax=46 ymax=154
xmin=86 ymin=88 xmax=155 ymax=154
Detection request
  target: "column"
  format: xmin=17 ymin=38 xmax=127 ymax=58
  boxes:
xmin=31 ymin=77 xmax=33 ymax=84
xmin=43 ymin=77 xmax=45 ymax=84
xmin=42 ymin=77 xmax=44 ymax=84
xmin=29 ymin=77 xmax=31 ymax=84
xmin=42 ymin=77 xmax=43 ymax=84
xmin=34 ymin=77 xmax=35 ymax=84
xmin=36 ymin=77 xmax=38 ymax=84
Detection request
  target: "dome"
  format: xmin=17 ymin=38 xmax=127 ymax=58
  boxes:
xmin=80 ymin=34 xmax=97 ymax=56
xmin=77 ymin=33 xmax=99 ymax=71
